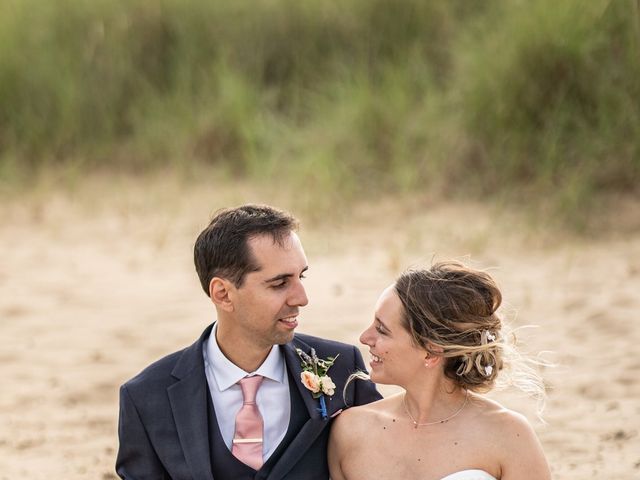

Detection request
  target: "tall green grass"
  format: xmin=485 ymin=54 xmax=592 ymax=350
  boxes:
xmin=0 ymin=0 xmax=638 ymax=221
xmin=454 ymin=0 xmax=640 ymax=208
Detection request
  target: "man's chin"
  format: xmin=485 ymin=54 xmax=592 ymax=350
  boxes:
xmin=273 ymin=330 xmax=296 ymax=345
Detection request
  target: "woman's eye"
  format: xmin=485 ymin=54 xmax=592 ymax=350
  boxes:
xmin=375 ymin=325 xmax=386 ymax=335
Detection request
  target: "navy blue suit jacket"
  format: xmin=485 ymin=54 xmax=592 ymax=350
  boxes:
xmin=116 ymin=324 xmax=381 ymax=479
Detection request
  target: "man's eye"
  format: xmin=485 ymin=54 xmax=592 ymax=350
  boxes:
xmin=272 ymin=281 xmax=287 ymax=289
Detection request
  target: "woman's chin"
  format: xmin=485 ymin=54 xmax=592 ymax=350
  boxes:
xmin=369 ymin=371 xmax=390 ymax=385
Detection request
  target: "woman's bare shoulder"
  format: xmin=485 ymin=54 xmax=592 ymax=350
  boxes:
xmin=332 ymin=394 xmax=400 ymax=433
xmin=482 ymin=400 xmax=550 ymax=478
xmin=473 ymin=396 xmax=537 ymax=434
xmin=468 ymin=395 xmax=547 ymax=462
xmin=329 ymin=395 xmax=401 ymax=479
xmin=467 ymin=394 xmax=529 ymax=426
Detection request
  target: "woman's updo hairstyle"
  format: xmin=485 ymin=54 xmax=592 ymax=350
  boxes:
xmin=394 ymin=261 xmax=506 ymax=392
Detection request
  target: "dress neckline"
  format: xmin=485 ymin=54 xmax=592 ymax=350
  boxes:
xmin=440 ymin=469 xmax=497 ymax=480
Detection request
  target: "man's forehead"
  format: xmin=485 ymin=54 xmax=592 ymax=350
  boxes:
xmin=247 ymin=232 xmax=307 ymax=271
xmin=248 ymin=231 xmax=299 ymax=253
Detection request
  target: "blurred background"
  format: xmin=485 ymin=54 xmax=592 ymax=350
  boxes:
xmin=1 ymin=0 xmax=639 ymax=478
xmin=1 ymin=0 xmax=639 ymax=222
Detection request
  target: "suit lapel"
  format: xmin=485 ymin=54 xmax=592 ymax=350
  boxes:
xmin=282 ymin=341 xmax=323 ymax=419
xmin=265 ymin=417 xmax=328 ymax=480
xmin=282 ymin=339 xmax=346 ymax=419
xmin=167 ymin=325 xmax=215 ymax=480
xmin=265 ymin=341 xmax=335 ymax=480
xmin=164 ymin=329 xmax=349 ymax=480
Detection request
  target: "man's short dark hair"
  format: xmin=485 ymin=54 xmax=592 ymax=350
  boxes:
xmin=194 ymin=204 xmax=298 ymax=295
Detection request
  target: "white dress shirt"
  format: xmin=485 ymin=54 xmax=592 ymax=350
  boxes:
xmin=203 ymin=324 xmax=291 ymax=462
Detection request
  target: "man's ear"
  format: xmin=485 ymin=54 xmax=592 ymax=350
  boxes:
xmin=209 ymin=277 xmax=234 ymax=312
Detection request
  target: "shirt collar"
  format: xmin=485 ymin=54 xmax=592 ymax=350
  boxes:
xmin=205 ymin=323 xmax=286 ymax=391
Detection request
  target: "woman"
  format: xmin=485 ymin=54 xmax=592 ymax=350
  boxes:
xmin=329 ymin=261 xmax=551 ymax=480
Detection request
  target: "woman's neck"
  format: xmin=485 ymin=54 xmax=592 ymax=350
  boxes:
xmin=402 ymin=380 xmax=467 ymax=425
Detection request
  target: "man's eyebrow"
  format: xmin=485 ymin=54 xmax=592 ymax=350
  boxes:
xmin=264 ymin=266 xmax=308 ymax=283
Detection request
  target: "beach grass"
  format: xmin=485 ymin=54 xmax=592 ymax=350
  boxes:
xmin=0 ymin=0 xmax=638 ymax=225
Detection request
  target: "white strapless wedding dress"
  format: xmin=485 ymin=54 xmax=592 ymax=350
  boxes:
xmin=440 ymin=470 xmax=497 ymax=480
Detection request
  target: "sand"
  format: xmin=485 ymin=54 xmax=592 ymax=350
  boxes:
xmin=1 ymin=177 xmax=639 ymax=479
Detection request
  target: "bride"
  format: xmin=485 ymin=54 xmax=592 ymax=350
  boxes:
xmin=328 ymin=261 xmax=551 ymax=480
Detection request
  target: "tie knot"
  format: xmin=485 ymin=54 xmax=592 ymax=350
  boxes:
xmin=239 ymin=375 xmax=263 ymax=403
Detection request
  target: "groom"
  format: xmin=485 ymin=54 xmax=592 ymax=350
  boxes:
xmin=116 ymin=204 xmax=381 ymax=479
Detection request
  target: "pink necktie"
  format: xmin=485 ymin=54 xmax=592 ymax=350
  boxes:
xmin=232 ymin=375 xmax=264 ymax=470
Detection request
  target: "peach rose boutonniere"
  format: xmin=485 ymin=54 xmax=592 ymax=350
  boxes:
xmin=296 ymin=348 xmax=339 ymax=419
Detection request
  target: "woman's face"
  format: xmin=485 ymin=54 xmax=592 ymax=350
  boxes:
xmin=359 ymin=285 xmax=428 ymax=386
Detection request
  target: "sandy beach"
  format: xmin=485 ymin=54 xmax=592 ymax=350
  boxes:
xmin=1 ymin=178 xmax=639 ymax=479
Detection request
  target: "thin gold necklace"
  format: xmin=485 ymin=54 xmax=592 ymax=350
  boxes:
xmin=402 ymin=390 xmax=469 ymax=428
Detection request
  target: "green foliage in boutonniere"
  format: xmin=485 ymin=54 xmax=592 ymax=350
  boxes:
xmin=296 ymin=348 xmax=339 ymax=399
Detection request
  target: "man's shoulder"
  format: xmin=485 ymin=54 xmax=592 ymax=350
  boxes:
xmin=291 ymin=334 xmax=382 ymax=407
xmin=121 ymin=348 xmax=186 ymax=392
xmin=121 ymin=324 xmax=212 ymax=394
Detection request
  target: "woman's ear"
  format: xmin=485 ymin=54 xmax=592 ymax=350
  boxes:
xmin=424 ymin=344 xmax=444 ymax=368
xmin=209 ymin=277 xmax=234 ymax=312
xmin=425 ymin=354 xmax=443 ymax=368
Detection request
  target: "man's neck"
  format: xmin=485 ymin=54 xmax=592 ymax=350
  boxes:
xmin=215 ymin=328 xmax=272 ymax=373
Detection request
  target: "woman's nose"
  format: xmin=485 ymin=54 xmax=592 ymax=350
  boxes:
xmin=359 ymin=324 xmax=374 ymax=346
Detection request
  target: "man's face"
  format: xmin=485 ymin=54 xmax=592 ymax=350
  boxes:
xmin=226 ymin=231 xmax=309 ymax=350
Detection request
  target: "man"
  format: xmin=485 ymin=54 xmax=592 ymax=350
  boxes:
xmin=116 ymin=204 xmax=381 ymax=479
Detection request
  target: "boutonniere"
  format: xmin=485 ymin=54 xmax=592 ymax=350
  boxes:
xmin=296 ymin=348 xmax=339 ymax=419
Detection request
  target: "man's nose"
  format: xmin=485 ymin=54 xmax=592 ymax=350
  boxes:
xmin=289 ymin=280 xmax=309 ymax=307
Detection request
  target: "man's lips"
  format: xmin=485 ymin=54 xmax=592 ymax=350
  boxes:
xmin=278 ymin=315 xmax=298 ymax=329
